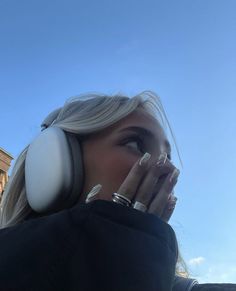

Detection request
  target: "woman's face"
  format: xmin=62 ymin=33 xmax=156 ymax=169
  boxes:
xmin=80 ymin=108 xmax=171 ymax=201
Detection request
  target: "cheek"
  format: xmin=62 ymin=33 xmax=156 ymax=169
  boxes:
xmin=92 ymin=152 xmax=138 ymax=200
xmin=101 ymin=154 xmax=134 ymax=187
xmin=81 ymin=141 xmax=139 ymax=200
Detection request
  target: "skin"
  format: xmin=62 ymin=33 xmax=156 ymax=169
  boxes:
xmin=80 ymin=107 xmax=179 ymax=221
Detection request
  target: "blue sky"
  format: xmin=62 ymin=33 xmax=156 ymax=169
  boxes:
xmin=1 ymin=0 xmax=236 ymax=283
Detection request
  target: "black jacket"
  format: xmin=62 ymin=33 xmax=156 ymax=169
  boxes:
xmin=0 ymin=200 xmax=235 ymax=291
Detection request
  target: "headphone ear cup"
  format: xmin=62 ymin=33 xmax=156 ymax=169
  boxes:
xmin=25 ymin=127 xmax=83 ymax=213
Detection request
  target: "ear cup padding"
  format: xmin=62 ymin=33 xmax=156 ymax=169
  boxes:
xmin=64 ymin=133 xmax=84 ymax=208
xmin=25 ymin=127 xmax=83 ymax=213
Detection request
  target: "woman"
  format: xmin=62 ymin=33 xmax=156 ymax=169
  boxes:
xmin=0 ymin=91 xmax=235 ymax=291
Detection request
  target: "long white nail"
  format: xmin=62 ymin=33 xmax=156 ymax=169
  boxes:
xmin=168 ymin=195 xmax=178 ymax=210
xmin=169 ymin=195 xmax=178 ymax=202
xmin=156 ymin=152 xmax=167 ymax=166
xmin=85 ymin=184 xmax=102 ymax=203
xmin=169 ymin=169 xmax=180 ymax=183
xmin=139 ymin=152 xmax=151 ymax=166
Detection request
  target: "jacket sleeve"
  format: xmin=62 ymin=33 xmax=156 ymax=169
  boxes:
xmin=0 ymin=200 xmax=178 ymax=291
xmin=173 ymin=277 xmax=236 ymax=291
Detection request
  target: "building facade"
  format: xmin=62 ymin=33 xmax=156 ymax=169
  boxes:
xmin=0 ymin=147 xmax=13 ymax=200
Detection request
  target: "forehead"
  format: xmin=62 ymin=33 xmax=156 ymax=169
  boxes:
xmin=119 ymin=108 xmax=161 ymax=125
xmin=106 ymin=108 xmax=170 ymax=150
xmin=114 ymin=108 xmax=166 ymax=135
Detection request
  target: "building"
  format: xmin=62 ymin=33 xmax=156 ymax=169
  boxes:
xmin=0 ymin=147 xmax=13 ymax=200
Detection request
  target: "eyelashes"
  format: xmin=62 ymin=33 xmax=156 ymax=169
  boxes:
xmin=121 ymin=135 xmax=145 ymax=154
xmin=120 ymin=134 xmax=172 ymax=160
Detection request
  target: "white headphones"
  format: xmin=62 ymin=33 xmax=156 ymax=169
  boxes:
xmin=25 ymin=109 xmax=84 ymax=214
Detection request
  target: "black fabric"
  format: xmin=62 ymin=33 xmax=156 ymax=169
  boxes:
xmin=0 ymin=200 xmax=178 ymax=291
xmin=192 ymin=284 xmax=236 ymax=291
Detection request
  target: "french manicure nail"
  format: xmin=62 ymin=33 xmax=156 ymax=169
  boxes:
xmin=168 ymin=194 xmax=177 ymax=202
xmin=170 ymin=196 xmax=178 ymax=202
xmin=156 ymin=152 xmax=167 ymax=166
xmin=85 ymin=184 xmax=102 ymax=202
xmin=169 ymin=169 xmax=180 ymax=183
xmin=139 ymin=152 xmax=151 ymax=166
xmin=167 ymin=196 xmax=177 ymax=210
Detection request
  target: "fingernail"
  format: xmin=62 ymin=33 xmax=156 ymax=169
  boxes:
xmin=169 ymin=169 xmax=180 ymax=183
xmin=139 ymin=152 xmax=151 ymax=166
xmin=171 ymin=196 xmax=178 ymax=202
xmin=167 ymin=196 xmax=177 ymax=210
xmin=168 ymin=194 xmax=177 ymax=202
xmin=156 ymin=152 xmax=167 ymax=166
xmin=85 ymin=184 xmax=102 ymax=203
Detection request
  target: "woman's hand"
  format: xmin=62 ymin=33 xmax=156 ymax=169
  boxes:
xmin=86 ymin=152 xmax=179 ymax=222
xmin=116 ymin=152 xmax=179 ymax=221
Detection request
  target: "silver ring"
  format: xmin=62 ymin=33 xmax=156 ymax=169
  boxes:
xmin=132 ymin=201 xmax=147 ymax=212
xmin=112 ymin=193 xmax=131 ymax=207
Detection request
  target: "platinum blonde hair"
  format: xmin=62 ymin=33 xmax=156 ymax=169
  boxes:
xmin=0 ymin=91 xmax=180 ymax=229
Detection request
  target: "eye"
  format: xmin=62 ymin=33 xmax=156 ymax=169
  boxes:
xmin=122 ymin=136 xmax=145 ymax=154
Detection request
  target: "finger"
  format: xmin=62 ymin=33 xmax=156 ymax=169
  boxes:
xmin=148 ymin=168 xmax=180 ymax=216
xmin=161 ymin=194 xmax=178 ymax=222
xmin=117 ymin=152 xmax=151 ymax=200
xmin=132 ymin=164 xmax=157 ymax=206
xmin=152 ymin=157 xmax=176 ymax=187
xmin=133 ymin=155 xmax=175 ymax=208
xmin=85 ymin=184 xmax=102 ymax=203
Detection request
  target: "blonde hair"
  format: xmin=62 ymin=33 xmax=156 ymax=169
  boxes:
xmin=0 ymin=91 xmax=180 ymax=228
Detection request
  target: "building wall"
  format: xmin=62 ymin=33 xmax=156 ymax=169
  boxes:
xmin=0 ymin=148 xmax=13 ymax=200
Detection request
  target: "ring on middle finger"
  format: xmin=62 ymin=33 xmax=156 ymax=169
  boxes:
xmin=132 ymin=201 xmax=147 ymax=212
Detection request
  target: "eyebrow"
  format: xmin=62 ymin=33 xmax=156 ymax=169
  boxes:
xmin=118 ymin=126 xmax=172 ymax=156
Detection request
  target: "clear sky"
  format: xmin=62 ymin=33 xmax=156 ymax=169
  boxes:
xmin=1 ymin=0 xmax=236 ymax=283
